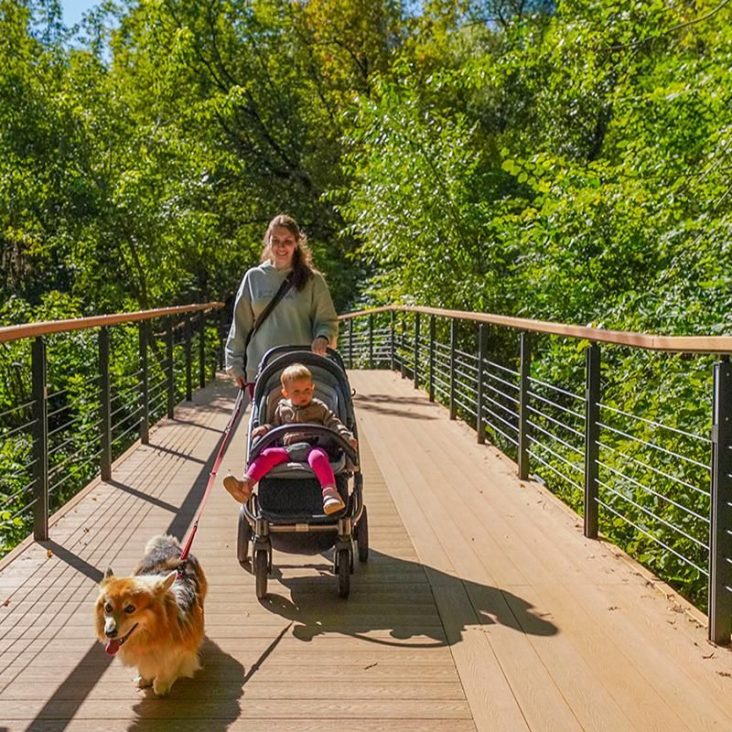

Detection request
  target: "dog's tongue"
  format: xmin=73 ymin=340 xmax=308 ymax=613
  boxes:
xmin=105 ymin=639 xmax=121 ymax=656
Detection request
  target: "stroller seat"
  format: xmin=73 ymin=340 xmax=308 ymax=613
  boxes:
xmin=255 ymin=371 xmax=349 ymax=480
xmin=261 ymin=372 xmax=344 ymax=422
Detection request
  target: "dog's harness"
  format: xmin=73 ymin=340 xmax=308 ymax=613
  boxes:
xmin=177 ymin=387 xmax=246 ymax=575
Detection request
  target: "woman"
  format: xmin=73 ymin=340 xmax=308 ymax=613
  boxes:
xmin=225 ymin=214 xmax=339 ymax=392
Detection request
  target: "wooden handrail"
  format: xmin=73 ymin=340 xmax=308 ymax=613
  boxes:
xmin=0 ymin=302 xmax=224 ymax=345
xmin=339 ymin=305 xmax=732 ymax=354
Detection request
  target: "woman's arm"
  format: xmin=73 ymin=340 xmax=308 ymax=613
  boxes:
xmin=225 ymin=272 xmax=254 ymax=384
xmin=310 ymin=273 xmax=339 ymax=352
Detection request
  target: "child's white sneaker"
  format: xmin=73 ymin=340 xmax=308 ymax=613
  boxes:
xmin=322 ymin=487 xmax=345 ymax=515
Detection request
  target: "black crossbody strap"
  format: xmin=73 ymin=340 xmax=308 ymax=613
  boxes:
xmin=243 ymin=274 xmax=293 ymax=353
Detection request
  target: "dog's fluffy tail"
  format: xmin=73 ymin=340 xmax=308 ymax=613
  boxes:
xmin=143 ymin=534 xmax=181 ymax=556
xmin=135 ymin=534 xmax=207 ymax=605
xmin=135 ymin=534 xmax=182 ymax=576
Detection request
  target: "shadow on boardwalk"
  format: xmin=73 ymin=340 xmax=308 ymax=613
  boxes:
xmin=260 ymin=548 xmax=558 ymax=647
xmin=126 ymin=639 xmax=244 ymax=732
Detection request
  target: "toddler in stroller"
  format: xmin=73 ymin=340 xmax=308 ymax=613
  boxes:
xmin=223 ymin=362 xmax=357 ymax=514
xmin=229 ymin=346 xmax=367 ymax=598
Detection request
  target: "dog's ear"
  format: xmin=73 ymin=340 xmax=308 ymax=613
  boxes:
xmin=158 ymin=570 xmax=177 ymax=594
xmin=101 ymin=567 xmax=114 ymax=584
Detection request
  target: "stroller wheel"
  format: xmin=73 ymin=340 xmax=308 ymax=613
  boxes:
xmin=254 ymin=549 xmax=268 ymax=599
xmin=237 ymin=506 xmax=252 ymax=567
xmin=336 ymin=548 xmax=351 ymax=598
xmin=355 ymin=505 xmax=369 ymax=563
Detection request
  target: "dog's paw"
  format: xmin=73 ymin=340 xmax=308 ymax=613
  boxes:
xmin=135 ymin=675 xmax=153 ymax=689
xmin=152 ymin=678 xmax=173 ymax=696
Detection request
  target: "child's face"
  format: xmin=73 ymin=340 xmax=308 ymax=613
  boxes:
xmin=282 ymin=377 xmax=314 ymax=407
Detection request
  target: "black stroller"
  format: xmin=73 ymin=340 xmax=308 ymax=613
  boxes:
xmin=237 ymin=345 xmax=368 ymax=598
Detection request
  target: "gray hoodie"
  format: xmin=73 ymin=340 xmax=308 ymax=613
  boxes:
xmin=225 ymin=262 xmax=338 ymax=381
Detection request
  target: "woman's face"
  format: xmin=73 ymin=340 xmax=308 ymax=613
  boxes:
xmin=269 ymin=225 xmax=298 ymax=269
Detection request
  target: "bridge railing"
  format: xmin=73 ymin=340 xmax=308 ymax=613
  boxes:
xmin=339 ymin=306 xmax=732 ymax=645
xmin=0 ymin=303 xmax=225 ymax=558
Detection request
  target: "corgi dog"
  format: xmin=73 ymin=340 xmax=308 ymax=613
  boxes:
xmin=95 ymin=535 xmax=207 ymax=695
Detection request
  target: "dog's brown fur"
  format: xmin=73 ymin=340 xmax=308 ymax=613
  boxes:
xmin=94 ymin=535 xmax=207 ymax=695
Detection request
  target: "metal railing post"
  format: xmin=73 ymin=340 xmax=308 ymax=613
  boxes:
xmin=198 ymin=312 xmax=206 ymax=389
xmin=584 ymin=342 xmax=601 ymax=539
xmin=99 ymin=327 xmax=112 ymax=481
xmin=218 ymin=307 xmax=226 ymax=370
xmin=390 ymin=310 xmax=396 ymax=371
xmin=449 ymin=319 xmax=457 ymax=419
xmin=517 ymin=332 xmax=531 ymax=479
xmin=348 ymin=319 xmax=354 ymax=368
xmin=31 ymin=336 xmax=48 ymax=541
xmin=400 ymin=314 xmax=406 ymax=379
xmin=413 ymin=311 xmax=421 ymax=389
xmin=709 ymin=357 xmax=732 ymax=644
xmin=477 ymin=323 xmax=486 ymax=444
xmin=429 ymin=315 xmax=436 ymax=402
xmin=184 ymin=318 xmax=192 ymax=401
xmin=166 ymin=318 xmax=175 ymax=418
xmin=139 ymin=321 xmax=149 ymax=445
xmin=368 ymin=314 xmax=374 ymax=370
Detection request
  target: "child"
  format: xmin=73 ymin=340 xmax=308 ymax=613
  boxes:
xmin=223 ymin=363 xmax=357 ymax=515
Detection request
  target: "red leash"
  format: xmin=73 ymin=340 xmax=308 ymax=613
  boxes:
xmin=179 ymin=388 xmax=246 ymax=564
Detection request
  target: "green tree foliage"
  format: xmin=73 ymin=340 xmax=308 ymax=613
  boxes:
xmin=5 ymin=1 xmax=728 ymax=326
xmin=2 ymin=0 xmax=731 ymax=602
xmin=341 ymin=0 xmax=731 ymax=332
xmin=1 ymin=0 xmax=408 ymax=319
xmin=336 ymin=0 xmax=731 ymax=605
xmin=340 ymin=71 xmax=510 ymax=310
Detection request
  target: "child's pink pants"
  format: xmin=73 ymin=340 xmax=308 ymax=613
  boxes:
xmin=246 ymin=446 xmax=335 ymax=488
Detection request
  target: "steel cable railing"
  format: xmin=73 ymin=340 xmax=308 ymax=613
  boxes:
xmin=339 ymin=306 xmax=732 ymax=645
xmin=524 ymin=371 xmax=586 ymax=506
xmin=0 ymin=303 xmax=224 ymax=558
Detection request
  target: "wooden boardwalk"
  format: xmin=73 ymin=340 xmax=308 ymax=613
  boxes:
xmin=1 ymin=370 xmax=731 ymax=731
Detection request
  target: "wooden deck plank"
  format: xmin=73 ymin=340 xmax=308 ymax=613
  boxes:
xmin=353 ymin=382 xmax=580 ymax=731
xmin=410 ymin=392 xmax=732 ymax=730
xmin=2 ymin=676 xmax=468 ymax=700
xmin=349 ymin=369 xmax=732 ymax=732
xmin=0 ymin=662 xmax=460 ymax=685
xmin=0 ymin=698 xmax=474 ymax=720
xmin=2 ymin=370 xmax=732 ymax=731
xmin=23 ymin=721 xmax=478 ymax=732
xmin=0 ymin=375 xmax=479 ymax=731
xmin=363 ymin=398 xmax=664 ymax=731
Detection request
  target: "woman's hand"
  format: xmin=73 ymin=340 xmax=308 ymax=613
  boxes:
xmin=251 ymin=425 xmax=270 ymax=438
xmin=348 ymin=436 xmax=358 ymax=449
xmin=311 ymin=336 xmax=329 ymax=355
xmin=234 ymin=375 xmax=247 ymax=390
